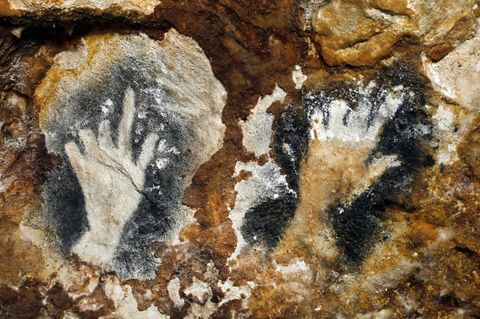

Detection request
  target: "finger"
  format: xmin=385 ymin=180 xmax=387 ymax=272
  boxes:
xmin=351 ymin=99 xmax=372 ymax=133
xmin=379 ymin=87 xmax=403 ymax=119
xmin=117 ymin=86 xmax=135 ymax=156
xmin=310 ymin=109 xmax=325 ymax=140
xmin=329 ymin=99 xmax=350 ymax=128
xmin=368 ymin=87 xmax=403 ymax=135
xmin=65 ymin=141 xmax=82 ymax=169
xmin=79 ymin=129 xmax=98 ymax=155
xmin=138 ymin=133 xmax=159 ymax=169
xmin=98 ymin=120 xmax=114 ymax=151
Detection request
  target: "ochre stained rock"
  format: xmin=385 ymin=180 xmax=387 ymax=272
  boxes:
xmin=1 ymin=1 xmax=480 ymax=318
xmin=311 ymin=0 xmax=477 ymax=66
xmin=0 ymin=0 xmax=160 ymax=16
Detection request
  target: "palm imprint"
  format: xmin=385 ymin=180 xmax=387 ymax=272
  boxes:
xmin=307 ymin=83 xmax=404 ymax=200
xmin=278 ymin=83 xmax=408 ymax=262
xmin=66 ymin=87 xmax=159 ymax=266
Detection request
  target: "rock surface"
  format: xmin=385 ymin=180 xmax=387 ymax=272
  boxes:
xmin=1 ymin=0 xmax=160 ymax=16
xmin=0 ymin=1 xmax=480 ymax=318
xmin=37 ymin=29 xmax=226 ymax=278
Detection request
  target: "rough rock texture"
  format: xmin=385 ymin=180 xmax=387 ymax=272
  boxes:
xmin=0 ymin=0 xmax=160 ymax=16
xmin=309 ymin=0 xmax=477 ymax=66
xmin=37 ymin=29 xmax=226 ymax=278
xmin=1 ymin=1 xmax=480 ymax=318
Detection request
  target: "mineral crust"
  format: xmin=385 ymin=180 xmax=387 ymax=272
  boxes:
xmin=0 ymin=1 xmax=479 ymax=318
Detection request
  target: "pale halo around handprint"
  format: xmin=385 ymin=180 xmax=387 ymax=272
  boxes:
xmin=38 ymin=30 xmax=226 ymax=278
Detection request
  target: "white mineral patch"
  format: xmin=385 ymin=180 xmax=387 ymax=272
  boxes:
xmin=184 ymin=278 xmax=212 ymax=304
xmin=433 ymin=104 xmax=454 ymax=131
xmin=273 ymin=258 xmax=310 ymax=275
xmin=155 ymin=158 xmax=169 ymax=170
xmin=167 ymin=277 xmax=184 ymax=308
xmin=171 ymin=206 xmax=197 ymax=246
xmin=432 ymin=227 xmax=454 ymax=247
xmin=101 ymin=99 xmax=114 ymax=113
xmin=424 ymin=20 xmax=480 ymax=109
xmin=241 ymin=84 xmax=286 ymax=157
xmin=309 ymin=83 xmax=405 ymax=143
xmin=183 ymin=278 xmax=216 ymax=319
xmin=186 ymin=303 xmax=217 ymax=319
xmin=310 ymin=82 xmax=404 ymax=144
xmin=365 ymin=8 xmax=409 ymax=25
xmin=103 ymin=277 xmax=169 ymax=319
xmin=297 ymin=0 xmax=328 ymax=31
xmin=431 ymin=103 xmax=470 ymax=165
xmin=0 ymin=172 xmax=15 ymax=194
xmin=229 ymin=160 xmax=293 ymax=260
xmin=9 ymin=0 xmax=160 ymax=15
xmin=217 ymin=279 xmax=250 ymax=308
xmin=356 ymin=309 xmax=393 ymax=319
xmin=63 ymin=311 xmax=81 ymax=319
xmin=292 ymin=65 xmax=307 ymax=90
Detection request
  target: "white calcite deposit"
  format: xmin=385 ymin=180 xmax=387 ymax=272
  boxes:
xmin=424 ymin=20 xmax=480 ymax=110
xmin=241 ymin=84 xmax=286 ymax=157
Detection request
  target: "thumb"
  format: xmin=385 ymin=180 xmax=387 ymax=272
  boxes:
xmin=138 ymin=133 xmax=159 ymax=170
xmin=65 ymin=141 xmax=83 ymax=170
xmin=355 ymin=155 xmax=399 ymax=196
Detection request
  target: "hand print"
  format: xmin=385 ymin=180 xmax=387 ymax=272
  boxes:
xmin=276 ymin=64 xmax=433 ymax=264
xmin=309 ymin=84 xmax=404 ymax=142
xmin=292 ymin=65 xmax=431 ymax=262
xmin=66 ymin=87 xmax=159 ymax=266
xmin=306 ymin=83 xmax=404 ymax=201
xmin=238 ymin=81 xmax=407 ymax=255
xmin=39 ymin=31 xmax=227 ymax=278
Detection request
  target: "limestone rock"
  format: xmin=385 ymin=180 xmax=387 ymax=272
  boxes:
xmin=424 ymin=20 xmax=480 ymax=110
xmin=311 ymin=0 xmax=477 ymax=66
xmin=1 ymin=1 xmax=480 ymax=318
xmin=37 ymin=29 xmax=226 ymax=278
xmin=1 ymin=0 xmax=160 ymax=16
